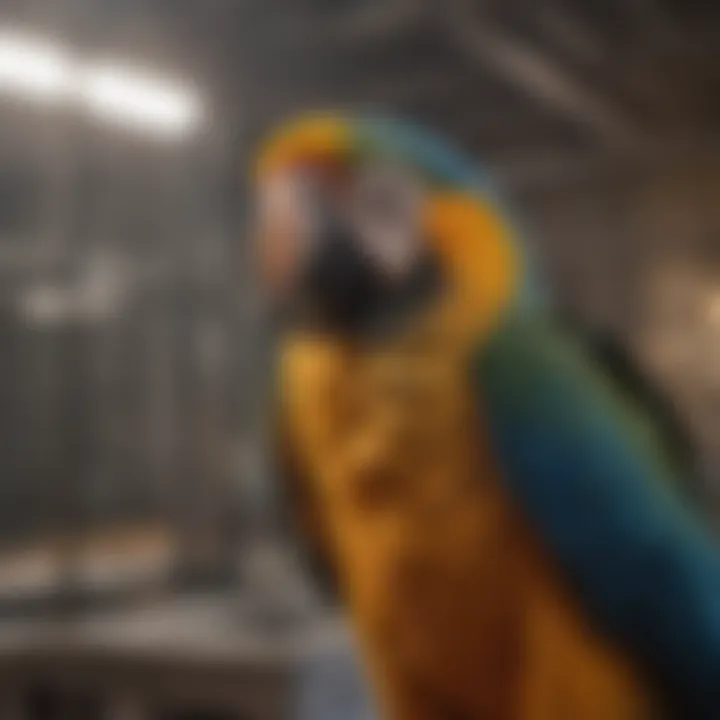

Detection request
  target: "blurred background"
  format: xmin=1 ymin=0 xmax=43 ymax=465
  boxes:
xmin=0 ymin=0 xmax=717 ymax=717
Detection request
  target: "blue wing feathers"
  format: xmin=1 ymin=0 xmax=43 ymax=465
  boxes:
xmin=476 ymin=313 xmax=720 ymax=717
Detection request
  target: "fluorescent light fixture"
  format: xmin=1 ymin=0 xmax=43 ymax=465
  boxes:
xmin=81 ymin=65 xmax=203 ymax=138
xmin=0 ymin=32 xmax=72 ymax=101
xmin=0 ymin=29 xmax=205 ymax=139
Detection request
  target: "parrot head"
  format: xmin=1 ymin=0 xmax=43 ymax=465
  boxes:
xmin=253 ymin=112 xmax=539 ymax=340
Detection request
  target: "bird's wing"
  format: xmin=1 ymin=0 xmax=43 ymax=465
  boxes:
xmin=473 ymin=311 xmax=720 ymax=717
xmin=568 ymin=320 xmax=700 ymax=504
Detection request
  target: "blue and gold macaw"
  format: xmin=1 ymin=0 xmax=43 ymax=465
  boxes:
xmin=253 ymin=112 xmax=720 ymax=720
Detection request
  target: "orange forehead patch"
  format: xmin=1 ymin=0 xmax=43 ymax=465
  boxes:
xmin=255 ymin=115 xmax=350 ymax=182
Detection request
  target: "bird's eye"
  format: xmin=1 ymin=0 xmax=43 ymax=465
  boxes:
xmin=354 ymin=162 xmax=424 ymax=226
xmin=351 ymin=162 xmax=426 ymax=277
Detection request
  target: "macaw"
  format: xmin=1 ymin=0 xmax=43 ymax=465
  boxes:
xmin=252 ymin=112 xmax=720 ymax=720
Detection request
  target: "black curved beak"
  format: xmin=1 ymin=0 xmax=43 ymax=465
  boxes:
xmin=284 ymin=213 xmax=443 ymax=338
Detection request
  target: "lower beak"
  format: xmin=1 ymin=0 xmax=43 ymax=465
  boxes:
xmin=294 ymin=221 xmax=388 ymax=334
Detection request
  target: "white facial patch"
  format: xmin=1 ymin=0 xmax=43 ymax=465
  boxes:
xmin=349 ymin=161 xmax=426 ymax=279
xmin=258 ymin=171 xmax=319 ymax=247
xmin=256 ymin=170 xmax=322 ymax=294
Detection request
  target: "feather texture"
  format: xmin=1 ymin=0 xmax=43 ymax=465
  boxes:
xmin=476 ymin=308 xmax=720 ymax=718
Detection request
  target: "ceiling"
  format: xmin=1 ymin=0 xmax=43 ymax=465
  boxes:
xmin=1 ymin=0 xmax=720 ymax=183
